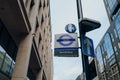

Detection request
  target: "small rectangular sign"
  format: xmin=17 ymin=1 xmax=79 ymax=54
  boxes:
xmin=54 ymin=33 xmax=79 ymax=57
xmin=82 ymin=36 xmax=94 ymax=57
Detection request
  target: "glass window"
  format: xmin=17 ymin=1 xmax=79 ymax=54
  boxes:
xmin=110 ymin=33 xmax=114 ymax=42
xmin=114 ymin=46 xmax=117 ymax=52
xmin=101 ymin=46 xmax=104 ymax=53
xmin=0 ymin=46 xmax=5 ymax=69
xmin=113 ymin=9 xmax=120 ymax=20
xmin=114 ymin=29 xmax=118 ymax=38
xmin=118 ymin=42 xmax=120 ymax=49
xmin=104 ymin=33 xmax=114 ymax=59
xmin=115 ymin=15 xmax=120 ymax=39
xmin=110 ymin=58 xmax=115 ymax=66
xmin=104 ymin=58 xmax=106 ymax=66
xmin=2 ymin=54 xmax=12 ymax=75
xmin=0 ymin=51 xmax=4 ymax=68
xmin=0 ymin=46 xmax=15 ymax=77
xmin=104 ymin=0 xmax=107 ymax=4
xmin=96 ymin=46 xmax=104 ymax=73
xmin=107 ymin=0 xmax=117 ymax=11
xmin=9 ymin=61 xmax=15 ymax=76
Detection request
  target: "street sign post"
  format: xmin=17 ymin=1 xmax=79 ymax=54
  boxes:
xmin=82 ymin=36 xmax=94 ymax=57
xmin=54 ymin=33 xmax=79 ymax=57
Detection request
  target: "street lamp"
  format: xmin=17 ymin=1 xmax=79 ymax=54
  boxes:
xmin=79 ymin=18 xmax=101 ymax=34
xmin=79 ymin=18 xmax=101 ymax=80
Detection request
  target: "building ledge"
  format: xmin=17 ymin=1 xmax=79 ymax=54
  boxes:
xmin=0 ymin=0 xmax=31 ymax=45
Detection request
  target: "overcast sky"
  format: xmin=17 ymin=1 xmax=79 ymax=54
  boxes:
xmin=50 ymin=0 xmax=109 ymax=80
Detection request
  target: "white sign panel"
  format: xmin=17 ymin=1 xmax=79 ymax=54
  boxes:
xmin=54 ymin=33 xmax=79 ymax=57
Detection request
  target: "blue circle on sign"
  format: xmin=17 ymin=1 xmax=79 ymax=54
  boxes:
xmin=65 ymin=24 xmax=76 ymax=33
xmin=57 ymin=34 xmax=75 ymax=46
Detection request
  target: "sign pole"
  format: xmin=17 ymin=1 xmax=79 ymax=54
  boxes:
xmin=79 ymin=27 xmax=90 ymax=80
xmin=76 ymin=0 xmax=90 ymax=80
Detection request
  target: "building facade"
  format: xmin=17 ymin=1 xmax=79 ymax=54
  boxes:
xmin=103 ymin=0 xmax=120 ymax=23
xmin=95 ymin=0 xmax=120 ymax=79
xmin=0 ymin=0 xmax=53 ymax=80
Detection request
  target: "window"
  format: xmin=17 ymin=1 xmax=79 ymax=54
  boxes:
xmin=114 ymin=29 xmax=118 ymax=38
xmin=104 ymin=58 xmax=106 ymax=66
xmin=104 ymin=0 xmax=108 ymax=5
xmin=114 ymin=46 xmax=117 ymax=52
xmin=115 ymin=15 xmax=120 ymax=39
xmin=2 ymin=54 xmax=12 ymax=75
xmin=0 ymin=46 xmax=5 ymax=68
xmin=118 ymin=42 xmax=120 ymax=49
xmin=107 ymin=0 xmax=117 ymax=11
xmin=9 ymin=61 xmax=15 ymax=76
xmin=104 ymin=33 xmax=114 ymax=59
xmin=110 ymin=33 xmax=114 ymax=42
xmin=109 ymin=56 xmax=116 ymax=66
xmin=112 ymin=9 xmax=120 ymax=20
xmin=96 ymin=46 xmax=104 ymax=73
xmin=0 ymin=46 xmax=15 ymax=77
xmin=0 ymin=20 xmax=16 ymax=77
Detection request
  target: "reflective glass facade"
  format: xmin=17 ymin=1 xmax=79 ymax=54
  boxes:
xmin=115 ymin=13 xmax=120 ymax=39
xmin=96 ymin=0 xmax=120 ymax=79
xmin=0 ymin=46 xmax=15 ymax=78
xmin=95 ymin=20 xmax=120 ymax=80
xmin=95 ymin=30 xmax=120 ymax=79
xmin=104 ymin=33 xmax=114 ymax=59
xmin=104 ymin=0 xmax=119 ymax=22
xmin=96 ymin=46 xmax=104 ymax=73
xmin=107 ymin=0 xmax=117 ymax=11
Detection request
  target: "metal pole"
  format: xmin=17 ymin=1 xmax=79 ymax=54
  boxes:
xmin=76 ymin=0 xmax=90 ymax=80
xmin=79 ymin=24 xmax=90 ymax=80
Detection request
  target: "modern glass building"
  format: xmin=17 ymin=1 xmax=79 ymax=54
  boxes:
xmin=0 ymin=0 xmax=53 ymax=80
xmin=95 ymin=0 xmax=120 ymax=79
xmin=95 ymin=23 xmax=120 ymax=79
xmin=103 ymin=0 xmax=120 ymax=22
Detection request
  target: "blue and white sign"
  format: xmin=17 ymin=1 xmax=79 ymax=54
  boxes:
xmin=65 ymin=24 xmax=76 ymax=33
xmin=82 ymin=36 xmax=94 ymax=57
xmin=54 ymin=33 xmax=79 ymax=57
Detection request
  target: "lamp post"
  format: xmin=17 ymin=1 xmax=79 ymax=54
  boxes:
xmin=79 ymin=18 xmax=101 ymax=80
xmin=76 ymin=0 xmax=101 ymax=79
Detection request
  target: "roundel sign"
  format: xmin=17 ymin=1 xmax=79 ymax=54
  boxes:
xmin=65 ymin=24 xmax=76 ymax=33
xmin=54 ymin=33 xmax=79 ymax=57
xmin=57 ymin=34 xmax=75 ymax=46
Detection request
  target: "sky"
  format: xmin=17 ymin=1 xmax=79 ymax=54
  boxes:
xmin=50 ymin=0 xmax=109 ymax=80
